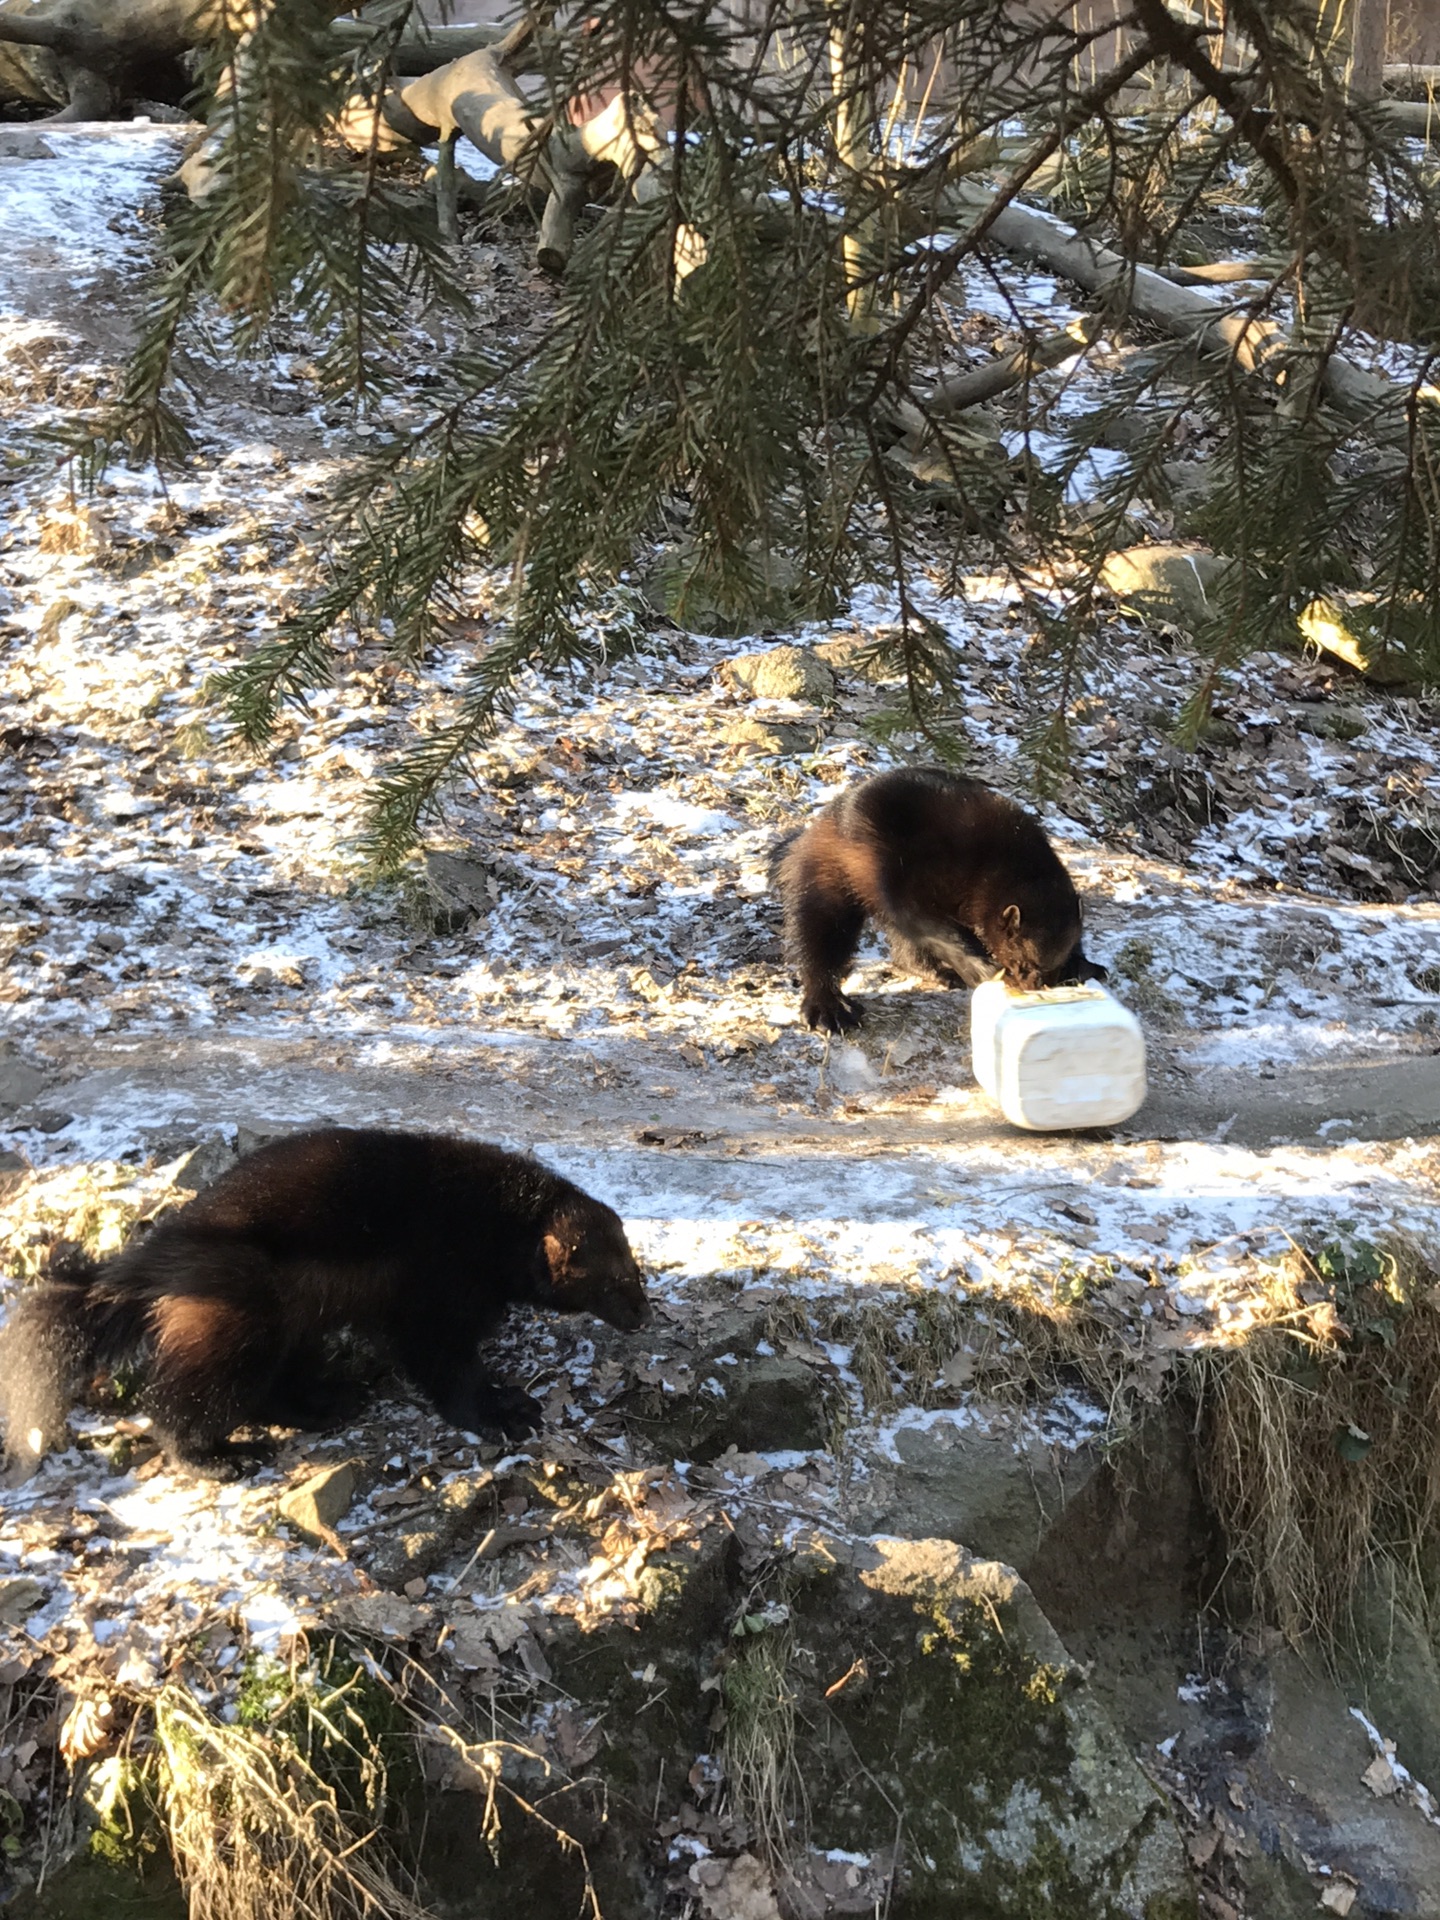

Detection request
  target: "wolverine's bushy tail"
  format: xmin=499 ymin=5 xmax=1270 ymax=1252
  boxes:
xmin=0 ymin=1247 xmax=109 ymax=1467
xmin=767 ymin=827 xmax=801 ymax=883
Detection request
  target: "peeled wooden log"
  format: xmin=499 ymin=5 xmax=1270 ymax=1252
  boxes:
xmin=1162 ymin=260 xmax=1272 ymax=285
xmin=390 ymin=44 xmax=679 ymax=272
xmin=393 ymin=49 xmax=591 ymax=266
xmin=944 ymin=184 xmax=1399 ymax=426
xmin=898 ymin=315 xmax=1104 ymax=437
xmin=397 ymin=48 xmax=592 ymax=192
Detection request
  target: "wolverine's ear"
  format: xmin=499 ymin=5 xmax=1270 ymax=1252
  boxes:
xmin=1001 ymin=903 xmax=1022 ymax=931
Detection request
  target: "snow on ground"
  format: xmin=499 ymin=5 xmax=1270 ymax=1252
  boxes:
xmin=0 ymin=128 xmax=1438 ymax=1720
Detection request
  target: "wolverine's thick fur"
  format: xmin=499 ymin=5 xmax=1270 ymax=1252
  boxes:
xmin=0 ymin=1128 xmax=647 ymax=1472
xmin=772 ymin=767 xmax=1107 ymax=1033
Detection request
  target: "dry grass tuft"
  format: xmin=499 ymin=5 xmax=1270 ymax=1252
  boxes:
xmin=1195 ymin=1236 xmax=1440 ymax=1649
xmin=724 ymin=1611 xmax=806 ymax=1870
xmin=150 ymin=1677 xmax=424 ymax=1920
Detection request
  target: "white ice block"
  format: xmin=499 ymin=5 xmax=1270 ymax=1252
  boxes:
xmin=970 ymin=979 xmax=1147 ymax=1132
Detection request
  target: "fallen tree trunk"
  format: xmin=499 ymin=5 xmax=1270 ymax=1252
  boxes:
xmin=0 ymin=0 xmax=224 ymax=118
xmin=1376 ymin=99 xmax=1439 ymax=139
xmin=942 ymin=183 xmax=1399 ymax=426
xmin=901 ymin=315 xmax=1103 ymax=431
xmin=329 ymin=20 xmax=505 ymax=74
xmin=0 ymin=1 xmax=483 ymax=118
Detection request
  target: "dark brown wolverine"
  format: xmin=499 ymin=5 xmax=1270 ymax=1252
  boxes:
xmin=0 ymin=1128 xmax=647 ymax=1472
xmin=772 ymin=767 xmax=1107 ymax=1033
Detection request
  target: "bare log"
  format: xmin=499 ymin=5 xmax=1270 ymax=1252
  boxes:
xmin=329 ymin=21 xmax=505 ymax=73
xmin=1162 ymin=260 xmax=1272 ymax=285
xmin=944 ymin=185 xmax=1398 ymax=425
xmin=391 ymin=40 xmax=674 ymax=272
xmin=907 ymin=315 xmax=1104 ymax=428
xmin=393 ymin=48 xmax=593 ymax=268
xmin=535 ymin=170 xmax=588 ymax=275
xmin=1375 ymin=99 xmax=1440 ymax=140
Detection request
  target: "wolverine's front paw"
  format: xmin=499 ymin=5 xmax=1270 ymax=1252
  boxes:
xmin=489 ymin=1385 xmax=543 ymax=1438
xmin=802 ymin=989 xmax=863 ymax=1034
xmin=1062 ymin=955 xmax=1109 ymax=986
xmin=170 ymin=1436 xmax=276 ymax=1480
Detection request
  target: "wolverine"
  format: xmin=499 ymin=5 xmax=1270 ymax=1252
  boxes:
xmin=0 ymin=1128 xmax=647 ymax=1473
xmin=772 ymin=767 xmax=1108 ymax=1033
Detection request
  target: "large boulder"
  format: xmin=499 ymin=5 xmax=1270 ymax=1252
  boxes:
xmin=1099 ymin=545 xmax=1232 ymax=633
xmin=447 ymin=1520 xmax=1196 ymax=1918
xmin=721 ymin=646 xmax=836 ymax=705
xmin=772 ymin=1532 xmax=1195 ymax=1917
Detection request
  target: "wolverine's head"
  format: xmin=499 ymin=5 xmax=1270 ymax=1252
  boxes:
xmin=539 ymin=1200 xmax=649 ymax=1331
xmin=984 ymin=899 xmax=1086 ymax=993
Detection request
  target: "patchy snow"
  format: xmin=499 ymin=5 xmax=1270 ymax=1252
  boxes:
xmin=0 ymin=123 xmax=1438 ymax=1817
xmin=0 ymin=125 xmax=177 ymax=314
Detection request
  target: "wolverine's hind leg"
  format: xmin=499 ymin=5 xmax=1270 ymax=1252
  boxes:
xmin=777 ymin=830 xmax=868 ymax=1033
xmin=146 ymin=1292 xmax=283 ymax=1472
xmin=258 ymin=1336 xmax=368 ymax=1432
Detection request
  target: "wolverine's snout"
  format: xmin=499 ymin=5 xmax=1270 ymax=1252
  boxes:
xmin=601 ymin=1291 xmax=649 ymax=1332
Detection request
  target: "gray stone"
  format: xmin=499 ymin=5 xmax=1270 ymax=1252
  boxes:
xmin=1160 ymin=458 xmax=1213 ymax=516
xmin=0 ymin=1046 xmax=48 ymax=1114
xmin=720 ymin=717 xmax=820 ymax=756
xmin=0 ymin=129 xmax=55 ymax=161
xmin=812 ymin=630 xmax=904 ymax=684
xmin=846 ymin=1408 xmax=1102 ymax=1575
xmin=631 ymin=1355 xmax=833 ymax=1464
xmin=0 ymin=1578 xmax=48 ymax=1626
xmin=721 ymin=646 xmax=835 ymax=705
xmin=367 ymin=1469 xmax=496 ymax=1589
xmin=507 ymin=1517 xmax=1192 ymax=1919
xmin=421 ymin=850 xmax=496 ymax=933
xmin=278 ymin=1463 xmax=357 ymax=1545
xmin=779 ymin=1533 xmax=1192 ymax=1916
xmin=1294 ymin=704 xmax=1369 ymax=743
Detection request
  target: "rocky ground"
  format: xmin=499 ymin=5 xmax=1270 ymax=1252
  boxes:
xmin=0 ymin=123 xmax=1439 ymax=1919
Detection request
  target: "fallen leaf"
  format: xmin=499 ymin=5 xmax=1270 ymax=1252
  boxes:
xmin=58 ymin=1695 xmax=115 ymax=1766
xmin=552 ymin=1704 xmax=603 ymax=1769
xmin=1187 ymin=1827 xmax=1221 ymax=1869
xmin=1361 ymin=1752 xmax=1398 ymax=1796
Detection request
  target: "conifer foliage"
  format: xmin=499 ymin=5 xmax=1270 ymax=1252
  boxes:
xmin=62 ymin=0 xmax=1440 ymax=864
